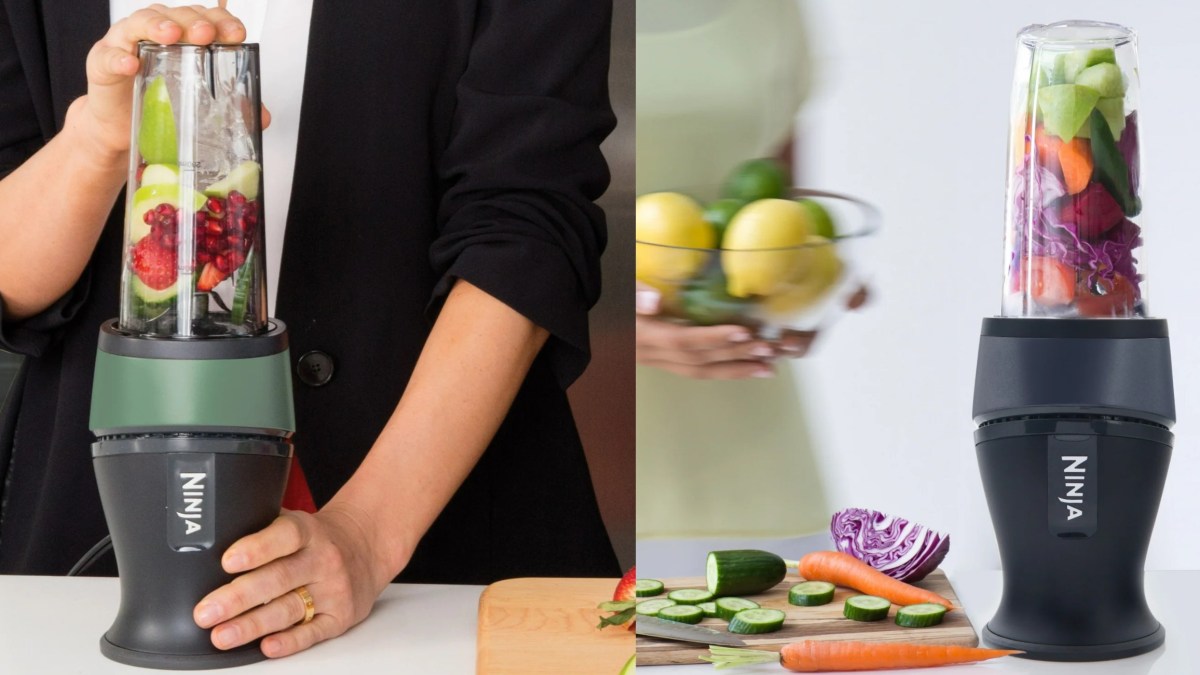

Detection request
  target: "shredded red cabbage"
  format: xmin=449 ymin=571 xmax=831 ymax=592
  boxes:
xmin=1009 ymin=146 xmax=1142 ymax=298
xmin=830 ymin=508 xmax=949 ymax=583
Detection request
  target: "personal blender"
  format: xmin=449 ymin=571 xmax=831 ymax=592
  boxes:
xmin=974 ymin=21 xmax=1172 ymax=661
xmin=89 ymin=43 xmax=294 ymax=669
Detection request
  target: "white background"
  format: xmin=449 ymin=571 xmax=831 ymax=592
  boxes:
xmin=795 ymin=1 xmax=1200 ymax=572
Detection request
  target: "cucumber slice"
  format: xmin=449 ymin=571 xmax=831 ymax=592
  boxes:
xmin=706 ymin=550 xmax=787 ymax=597
xmin=667 ymin=588 xmax=714 ymax=605
xmin=714 ymin=597 xmax=760 ymax=621
xmin=657 ymin=604 xmax=704 ymax=625
xmin=895 ymin=603 xmax=947 ymax=628
xmin=230 ymin=248 xmax=255 ymax=325
xmin=635 ymin=579 xmax=665 ymax=597
xmin=728 ymin=608 xmax=787 ymax=635
xmin=788 ymin=581 xmax=835 ymax=607
xmin=697 ymin=601 xmax=718 ymax=618
xmin=635 ymin=598 xmax=677 ymax=616
xmin=843 ymin=595 xmax=891 ymax=622
xmin=131 ymin=275 xmax=178 ymax=305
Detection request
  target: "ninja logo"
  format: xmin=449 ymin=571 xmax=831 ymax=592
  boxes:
xmin=176 ymin=472 xmax=206 ymax=535
xmin=1059 ymin=456 xmax=1087 ymax=521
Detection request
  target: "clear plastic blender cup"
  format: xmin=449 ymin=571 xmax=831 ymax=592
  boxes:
xmin=1003 ymin=21 xmax=1143 ymax=318
xmin=120 ymin=42 xmax=267 ymax=337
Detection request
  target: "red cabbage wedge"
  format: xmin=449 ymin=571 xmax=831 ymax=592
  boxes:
xmin=830 ymin=508 xmax=949 ymax=583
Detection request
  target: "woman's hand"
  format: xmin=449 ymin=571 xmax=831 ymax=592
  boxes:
xmin=193 ymin=504 xmax=398 ymax=658
xmin=76 ymin=5 xmax=248 ymax=163
xmin=635 ymin=282 xmax=868 ymax=380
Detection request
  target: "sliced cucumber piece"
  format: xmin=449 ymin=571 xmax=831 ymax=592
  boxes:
xmin=843 ymin=595 xmax=891 ymax=622
xmin=728 ymin=608 xmax=787 ymax=635
xmin=657 ymin=604 xmax=704 ymax=625
xmin=788 ymin=581 xmax=836 ymax=607
xmin=667 ymin=588 xmax=714 ymax=605
xmin=697 ymin=601 xmax=718 ymax=618
xmin=635 ymin=598 xmax=677 ymax=616
xmin=714 ymin=597 xmax=760 ymax=621
xmin=706 ymin=550 xmax=787 ymax=597
xmin=895 ymin=603 xmax=947 ymax=628
xmin=635 ymin=579 xmax=665 ymax=598
xmin=131 ymin=275 xmax=178 ymax=305
xmin=230 ymin=248 xmax=254 ymax=325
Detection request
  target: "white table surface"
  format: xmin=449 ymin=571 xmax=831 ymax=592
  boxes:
xmin=0 ymin=576 xmax=482 ymax=674
xmin=649 ymin=570 xmax=1199 ymax=675
xmin=5 ymin=572 xmax=1198 ymax=674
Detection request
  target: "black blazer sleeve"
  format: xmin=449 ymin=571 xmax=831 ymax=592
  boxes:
xmin=428 ymin=0 xmax=615 ymax=388
xmin=0 ymin=2 xmax=90 ymax=358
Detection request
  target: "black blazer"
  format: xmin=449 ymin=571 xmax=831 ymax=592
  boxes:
xmin=0 ymin=0 xmax=619 ymax=582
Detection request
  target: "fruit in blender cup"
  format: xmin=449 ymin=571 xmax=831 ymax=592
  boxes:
xmin=140 ymin=163 xmax=180 ymax=186
xmin=1057 ymin=182 xmax=1124 ymax=238
xmin=1063 ymin=48 xmax=1116 ymax=82
xmin=128 ymin=184 xmax=207 ymax=241
xmin=131 ymin=235 xmax=177 ymax=293
xmin=1037 ymin=84 xmax=1100 ymax=141
xmin=195 ymin=189 xmax=257 ymax=291
xmin=1057 ymin=138 xmax=1094 ymax=195
xmin=1075 ymin=62 xmax=1125 ymax=98
xmin=204 ymin=160 xmax=261 ymax=200
xmin=1023 ymin=256 xmax=1076 ymax=308
xmin=138 ymin=76 xmax=178 ymax=164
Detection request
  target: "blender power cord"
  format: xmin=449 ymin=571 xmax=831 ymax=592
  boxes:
xmin=67 ymin=535 xmax=113 ymax=577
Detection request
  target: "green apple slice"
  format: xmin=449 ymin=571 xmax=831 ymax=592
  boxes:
xmin=1074 ymin=97 xmax=1127 ymax=142
xmin=1037 ymin=84 xmax=1101 ymax=141
xmin=1063 ymin=48 xmax=1116 ymax=82
xmin=128 ymin=184 xmax=207 ymax=241
xmin=140 ymin=163 xmax=179 ymax=187
xmin=204 ymin=160 xmax=261 ymax=200
xmin=138 ymin=76 xmax=178 ymax=164
xmin=1075 ymin=63 xmax=1125 ymax=98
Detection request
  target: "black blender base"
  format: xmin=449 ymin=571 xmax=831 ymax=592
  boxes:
xmin=982 ymin=623 xmax=1165 ymax=662
xmin=101 ymin=635 xmax=266 ymax=670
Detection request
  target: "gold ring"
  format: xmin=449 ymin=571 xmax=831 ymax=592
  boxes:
xmin=293 ymin=585 xmax=315 ymax=625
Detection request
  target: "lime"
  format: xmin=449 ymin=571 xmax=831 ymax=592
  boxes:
xmin=702 ymin=198 xmax=747 ymax=246
xmin=797 ymin=199 xmax=837 ymax=239
xmin=721 ymin=158 xmax=790 ymax=202
xmin=678 ymin=268 xmax=753 ymax=326
xmin=138 ymin=76 xmax=178 ymax=164
xmin=720 ymin=199 xmax=814 ymax=297
xmin=636 ymin=192 xmax=716 ymax=285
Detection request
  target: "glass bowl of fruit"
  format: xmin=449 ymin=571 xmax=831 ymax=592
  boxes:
xmin=636 ymin=183 xmax=879 ymax=339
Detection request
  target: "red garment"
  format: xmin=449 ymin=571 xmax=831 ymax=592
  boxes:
xmin=282 ymin=458 xmax=317 ymax=513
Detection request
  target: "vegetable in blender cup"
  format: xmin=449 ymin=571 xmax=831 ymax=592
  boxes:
xmin=1003 ymin=25 xmax=1143 ymax=318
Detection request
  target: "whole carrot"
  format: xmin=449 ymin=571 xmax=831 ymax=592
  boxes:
xmin=702 ymin=642 xmax=1022 ymax=672
xmin=797 ymin=551 xmax=954 ymax=609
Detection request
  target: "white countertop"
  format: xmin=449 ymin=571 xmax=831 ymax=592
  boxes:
xmin=0 ymin=576 xmax=482 ymax=674
xmin=650 ymin=570 xmax=1199 ymax=675
xmin=4 ymin=572 xmax=1198 ymax=674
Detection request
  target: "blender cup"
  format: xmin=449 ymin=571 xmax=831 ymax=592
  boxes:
xmin=121 ymin=43 xmax=267 ymax=337
xmin=90 ymin=43 xmax=294 ymax=669
xmin=974 ymin=21 xmax=1172 ymax=661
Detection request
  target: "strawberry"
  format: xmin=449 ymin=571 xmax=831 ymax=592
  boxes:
xmin=597 ymin=565 xmax=637 ymax=631
xmin=131 ymin=237 xmax=177 ymax=290
xmin=196 ymin=262 xmax=228 ymax=292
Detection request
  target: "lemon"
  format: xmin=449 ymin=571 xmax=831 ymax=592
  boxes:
xmin=722 ymin=158 xmax=790 ymax=202
xmin=636 ymin=192 xmax=715 ymax=285
xmin=721 ymin=198 xmax=815 ymax=297
xmin=763 ymin=236 xmax=845 ymax=316
xmin=138 ymin=76 xmax=178 ymax=164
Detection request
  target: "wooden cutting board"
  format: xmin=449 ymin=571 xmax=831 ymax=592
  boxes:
xmin=637 ymin=569 xmax=976 ymax=666
xmin=477 ymin=577 xmax=635 ymax=674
